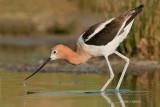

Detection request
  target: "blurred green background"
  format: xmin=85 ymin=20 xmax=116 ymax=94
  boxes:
xmin=0 ymin=1 xmax=160 ymax=107
xmin=0 ymin=0 xmax=159 ymax=60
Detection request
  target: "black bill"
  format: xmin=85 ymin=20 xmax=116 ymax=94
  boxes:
xmin=24 ymin=57 xmax=51 ymax=81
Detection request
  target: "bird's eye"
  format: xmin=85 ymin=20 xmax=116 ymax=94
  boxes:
xmin=53 ymin=50 xmax=57 ymax=54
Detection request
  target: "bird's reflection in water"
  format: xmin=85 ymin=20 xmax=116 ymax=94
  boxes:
xmin=23 ymin=89 xmax=144 ymax=107
xmin=101 ymin=92 xmax=126 ymax=107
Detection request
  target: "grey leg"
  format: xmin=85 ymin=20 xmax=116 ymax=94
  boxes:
xmin=114 ymin=51 xmax=129 ymax=90
xmin=100 ymin=56 xmax=114 ymax=92
xmin=117 ymin=92 xmax=126 ymax=107
xmin=101 ymin=93 xmax=115 ymax=107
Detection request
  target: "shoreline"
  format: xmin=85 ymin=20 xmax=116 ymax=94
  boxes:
xmin=0 ymin=36 xmax=160 ymax=75
xmin=0 ymin=59 xmax=159 ymax=75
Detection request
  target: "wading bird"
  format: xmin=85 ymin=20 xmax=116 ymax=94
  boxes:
xmin=24 ymin=5 xmax=144 ymax=92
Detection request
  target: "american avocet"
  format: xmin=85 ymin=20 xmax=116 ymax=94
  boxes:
xmin=24 ymin=5 xmax=144 ymax=91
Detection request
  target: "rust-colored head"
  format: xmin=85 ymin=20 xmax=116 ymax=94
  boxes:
xmin=50 ymin=44 xmax=91 ymax=64
xmin=50 ymin=44 xmax=72 ymax=60
xmin=24 ymin=44 xmax=77 ymax=81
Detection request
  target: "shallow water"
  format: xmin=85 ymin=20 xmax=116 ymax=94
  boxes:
xmin=0 ymin=71 xmax=160 ymax=107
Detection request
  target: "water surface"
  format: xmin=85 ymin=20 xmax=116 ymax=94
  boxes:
xmin=0 ymin=71 xmax=159 ymax=107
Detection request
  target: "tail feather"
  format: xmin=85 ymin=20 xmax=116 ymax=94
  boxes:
xmin=131 ymin=4 xmax=144 ymax=14
xmin=125 ymin=4 xmax=144 ymax=27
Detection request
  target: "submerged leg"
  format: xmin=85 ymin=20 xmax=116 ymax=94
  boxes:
xmin=100 ymin=56 xmax=114 ymax=92
xmin=114 ymin=51 xmax=130 ymax=90
xmin=117 ymin=92 xmax=126 ymax=107
xmin=101 ymin=93 xmax=115 ymax=107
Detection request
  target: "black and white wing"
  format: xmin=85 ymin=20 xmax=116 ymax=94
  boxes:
xmin=81 ymin=5 xmax=144 ymax=46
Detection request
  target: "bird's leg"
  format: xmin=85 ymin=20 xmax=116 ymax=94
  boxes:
xmin=114 ymin=51 xmax=129 ymax=90
xmin=101 ymin=93 xmax=115 ymax=107
xmin=100 ymin=56 xmax=114 ymax=92
xmin=116 ymin=92 xmax=126 ymax=107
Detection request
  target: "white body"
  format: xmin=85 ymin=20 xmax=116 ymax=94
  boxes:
xmin=50 ymin=5 xmax=143 ymax=91
xmin=77 ymin=18 xmax=134 ymax=57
